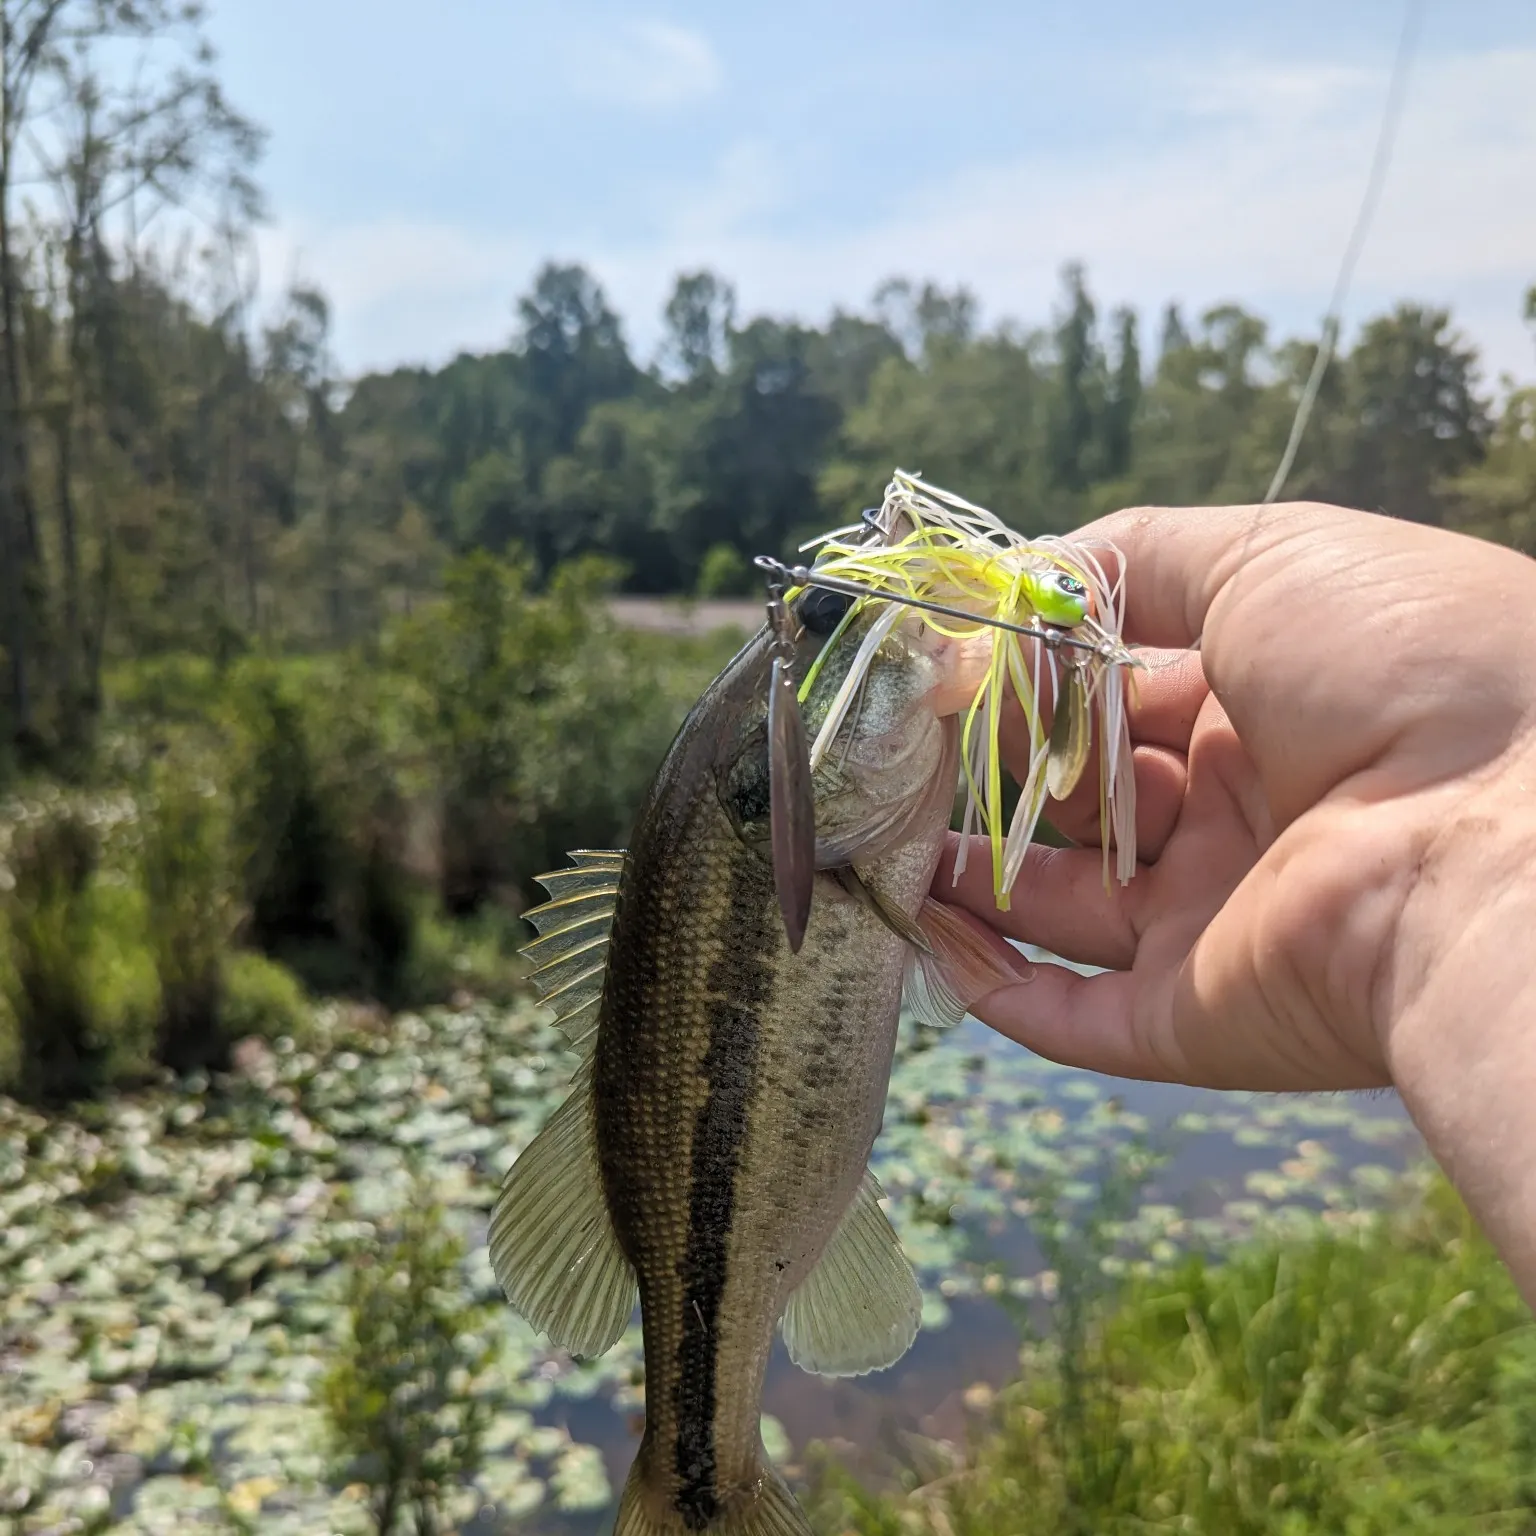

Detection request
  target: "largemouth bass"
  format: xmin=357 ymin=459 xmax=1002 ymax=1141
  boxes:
xmin=490 ymin=586 xmax=1023 ymax=1536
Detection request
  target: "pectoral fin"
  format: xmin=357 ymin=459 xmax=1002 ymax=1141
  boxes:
xmin=902 ymin=897 xmax=1033 ymax=1029
xmin=488 ymin=1061 xmax=638 ymax=1360
xmin=780 ymin=1169 xmax=922 ymax=1377
xmin=833 ymin=866 xmax=935 ymax=956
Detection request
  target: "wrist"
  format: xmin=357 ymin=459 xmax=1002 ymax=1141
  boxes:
xmin=1376 ymin=749 xmax=1536 ymax=1301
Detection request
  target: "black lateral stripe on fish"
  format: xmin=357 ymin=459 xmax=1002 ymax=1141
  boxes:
xmin=675 ymin=851 xmax=772 ymax=1529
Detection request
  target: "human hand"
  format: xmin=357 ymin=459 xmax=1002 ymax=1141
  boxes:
xmin=934 ymin=502 xmax=1536 ymax=1102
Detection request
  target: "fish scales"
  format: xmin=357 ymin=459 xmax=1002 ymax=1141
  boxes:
xmin=597 ymin=639 xmax=931 ymax=1530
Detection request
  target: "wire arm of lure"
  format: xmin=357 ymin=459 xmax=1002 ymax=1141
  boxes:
xmin=752 ymin=556 xmax=1131 ymax=662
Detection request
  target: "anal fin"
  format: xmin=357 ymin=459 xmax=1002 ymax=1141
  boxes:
xmin=488 ymin=1061 xmax=637 ymax=1360
xmin=780 ymin=1168 xmax=921 ymax=1378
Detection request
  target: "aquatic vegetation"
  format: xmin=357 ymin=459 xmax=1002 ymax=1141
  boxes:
xmin=0 ymin=987 xmax=1419 ymax=1532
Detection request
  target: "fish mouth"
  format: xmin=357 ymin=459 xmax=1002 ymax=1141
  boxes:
xmin=912 ymin=627 xmax=996 ymax=720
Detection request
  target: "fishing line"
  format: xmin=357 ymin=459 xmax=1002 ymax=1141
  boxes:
xmin=1263 ymin=0 xmax=1425 ymax=505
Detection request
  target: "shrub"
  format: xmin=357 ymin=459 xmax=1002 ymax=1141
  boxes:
xmin=139 ymin=763 xmax=237 ymax=1073
xmin=695 ymin=541 xmax=752 ymax=596
xmin=812 ymin=1169 xmax=1536 ymax=1536
xmin=0 ymin=804 xmax=159 ymax=1101
xmin=394 ymin=550 xmax=732 ymax=912
xmin=230 ymin=668 xmax=342 ymax=963
xmin=320 ymin=1178 xmax=499 ymax=1535
xmin=228 ymin=662 xmax=423 ymax=1001
xmin=396 ymin=902 xmax=522 ymax=1008
xmin=217 ymin=951 xmax=310 ymax=1043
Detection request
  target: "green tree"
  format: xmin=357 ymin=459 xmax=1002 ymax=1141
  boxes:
xmin=0 ymin=0 xmax=262 ymax=762
xmin=657 ymin=317 xmax=840 ymax=580
xmin=1102 ymin=306 xmax=1141 ymax=478
xmin=806 ymin=310 xmax=905 ymax=413
xmin=1049 ymin=262 xmax=1105 ymax=492
xmin=1447 ymin=387 xmax=1536 ymax=553
xmin=823 ymin=328 xmax=1053 ymax=532
xmin=662 ymin=268 xmax=736 ymax=382
xmin=873 ymin=276 xmax=978 ymax=358
xmin=1127 ymin=303 xmax=1277 ymax=507
xmin=1331 ymin=303 xmax=1491 ymax=524
xmin=515 ymin=261 xmax=637 ymax=473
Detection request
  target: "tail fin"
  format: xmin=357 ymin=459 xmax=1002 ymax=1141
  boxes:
xmin=613 ymin=1452 xmax=813 ymax=1536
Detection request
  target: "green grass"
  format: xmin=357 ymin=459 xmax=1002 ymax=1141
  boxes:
xmin=811 ymin=1169 xmax=1536 ymax=1535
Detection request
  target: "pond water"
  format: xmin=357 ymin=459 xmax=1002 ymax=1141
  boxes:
xmin=0 ymin=987 xmax=1421 ymax=1535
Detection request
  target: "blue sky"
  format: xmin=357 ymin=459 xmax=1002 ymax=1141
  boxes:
xmin=207 ymin=1 xmax=1536 ymax=384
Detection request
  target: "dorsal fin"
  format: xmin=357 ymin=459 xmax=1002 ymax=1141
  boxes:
xmin=520 ymin=850 xmax=625 ymax=1057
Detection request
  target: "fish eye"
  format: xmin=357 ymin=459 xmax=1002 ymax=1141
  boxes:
xmin=1054 ymin=573 xmax=1087 ymax=596
xmin=798 ymin=585 xmax=853 ymax=636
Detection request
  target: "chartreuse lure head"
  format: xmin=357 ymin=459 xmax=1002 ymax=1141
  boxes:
xmin=1021 ymin=567 xmax=1090 ymax=628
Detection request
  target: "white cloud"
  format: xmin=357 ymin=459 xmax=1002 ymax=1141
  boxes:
xmin=270 ymin=45 xmax=1536 ymax=385
xmin=656 ymin=139 xmax=790 ymax=242
xmin=570 ymin=20 xmax=723 ymax=111
xmin=1175 ymin=59 xmax=1374 ymax=121
xmin=601 ymin=44 xmax=1536 ymax=379
xmin=253 ymin=218 xmax=536 ymax=370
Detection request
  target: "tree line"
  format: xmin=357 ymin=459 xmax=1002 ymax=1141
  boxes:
xmin=0 ymin=0 xmax=1532 ymax=775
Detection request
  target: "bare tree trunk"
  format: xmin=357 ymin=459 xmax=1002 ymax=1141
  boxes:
xmin=84 ymin=508 xmax=110 ymax=711
xmin=0 ymin=433 xmax=26 ymax=745
xmin=0 ymin=4 xmax=43 ymax=754
xmin=55 ymin=406 xmax=79 ymax=683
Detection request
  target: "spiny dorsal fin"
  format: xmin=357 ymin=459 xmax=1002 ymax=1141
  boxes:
xmin=489 ymin=1060 xmax=638 ymax=1361
xmin=780 ymin=1168 xmax=921 ymax=1378
xmin=901 ymin=896 xmax=1030 ymax=1030
xmin=520 ymin=850 xmax=625 ymax=1056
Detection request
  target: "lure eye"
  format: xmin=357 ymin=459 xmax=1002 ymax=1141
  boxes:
xmin=798 ymin=585 xmax=853 ymax=637
xmin=1028 ymin=568 xmax=1090 ymax=627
